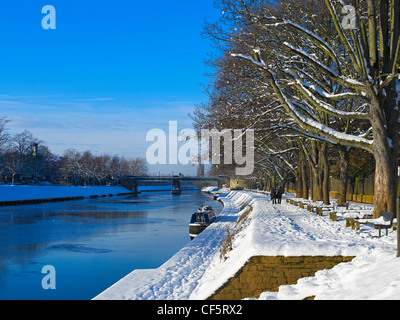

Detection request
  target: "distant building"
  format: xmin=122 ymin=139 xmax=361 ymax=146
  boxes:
xmin=230 ymin=178 xmax=246 ymax=190
xmin=197 ymin=163 xmax=205 ymax=177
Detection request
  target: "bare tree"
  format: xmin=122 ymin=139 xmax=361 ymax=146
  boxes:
xmin=210 ymin=0 xmax=399 ymax=217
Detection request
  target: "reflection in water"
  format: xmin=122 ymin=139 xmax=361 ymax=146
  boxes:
xmin=49 ymin=210 xmax=149 ymax=221
xmin=0 ymin=190 xmax=222 ymax=299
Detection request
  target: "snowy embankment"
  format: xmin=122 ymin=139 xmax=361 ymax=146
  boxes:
xmin=94 ymin=192 xmax=248 ymax=300
xmin=95 ymin=191 xmax=400 ymax=300
xmin=0 ymin=185 xmax=132 ymax=202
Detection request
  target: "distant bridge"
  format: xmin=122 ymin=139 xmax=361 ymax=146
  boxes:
xmin=121 ymin=175 xmax=226 ymax=194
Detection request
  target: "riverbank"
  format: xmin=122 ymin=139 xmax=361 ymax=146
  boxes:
xmin=0 ymin=184 xmax=201 ymax=206
xmin=93 ymin=192 xmax=246 ymax=300
xmin=0 ymin=185 xmax=133 ymax=206
xmin=94 ymin=191 xmax=400 ymax=300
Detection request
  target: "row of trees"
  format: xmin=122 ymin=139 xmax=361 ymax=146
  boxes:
xmin=193 ymin=0 xmax=399 ymax=218
xmin=59 ymin=149 xmax=148 ymax=186
xmin=0 ymin=118 xmax=148 ymax=186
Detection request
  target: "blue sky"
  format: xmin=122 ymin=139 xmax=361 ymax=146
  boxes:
xmin=0 ymin=1 xmax=220 ymax=174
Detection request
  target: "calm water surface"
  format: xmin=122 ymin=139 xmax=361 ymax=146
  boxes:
xmin=0 ymin=190 xmax=222 ymax=300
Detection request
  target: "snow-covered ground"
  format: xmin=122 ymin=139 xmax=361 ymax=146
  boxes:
xmin=201 ymin=186 xmax=218 ymax=193
xmin=93 ymin=192 xmax=245 ymax=300
xmin=0 ymin=185 xmax=132 ymax=201
xmin=94 ymin=191 xmax=400 ymax=300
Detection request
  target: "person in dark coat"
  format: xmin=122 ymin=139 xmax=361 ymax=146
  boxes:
xmin=276 ymin=186 xmax=283 ymax=204
xmin=270 ymin=186 xmax=276 ymax=204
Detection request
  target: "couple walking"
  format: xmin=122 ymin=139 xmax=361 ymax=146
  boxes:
xmin=270 ymin=186 xmax=283 ymax=204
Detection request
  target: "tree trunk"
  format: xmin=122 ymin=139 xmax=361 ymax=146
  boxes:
xmin=301 ymin=168 xmax=308 ymax=200
xmin=322 ymin=159 xmax=330 ymax=205
xmin=312 ymin=167 xmax=323 ymax=202
xmin=371 ymin=0 xmax=400 ymax=218
xmin=373 ymin=150 xmax=396 ymax=218
xmin=307 ymin=154 xmax=315 ymax=201
xmin=338 ymin=146 xmax=350 ymax=206
xmin=295 ymin=149 xmax=306 ymax=198
xmin=282 ymin=172 xmax=289 ymax=191
xmin=371 ymin=97 xmax=398 ymax=218
xmin=295 ymin=168 xmax=302 ymax=198
xmin=300 ymin=151 xmax=308 ymax=199
xmin=320 ymin=143 xmax=330 ymax=205
xmin=309 ymin=141 xmax=323 ymax=202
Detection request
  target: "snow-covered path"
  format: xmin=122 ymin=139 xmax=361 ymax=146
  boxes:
xmin=94 ymin=191 xmax=400 ymax=300
xmin=191 ymin=192 xmax=399 ymax=300
xmin=253 ymin=198 xmax=395 ymax=256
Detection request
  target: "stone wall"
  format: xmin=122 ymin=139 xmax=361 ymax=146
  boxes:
xmin=209 ymin=256 xmax=354 ymax=300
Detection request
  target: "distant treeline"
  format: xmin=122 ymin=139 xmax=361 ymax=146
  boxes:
xmin=0 ymin=118 xmax=148 ymax=185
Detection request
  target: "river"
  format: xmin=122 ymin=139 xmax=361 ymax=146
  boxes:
xmin=0 ymin=189 xmax=222 ymax=300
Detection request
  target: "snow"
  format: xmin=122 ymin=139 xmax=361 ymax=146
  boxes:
xmin=357 ymin=216 xmax=393 ymax=226
xmin=297 ymin=80 xmax=367 ymax=119
xmin=264 ymin=16 xmax=337 ymax=61
xmin=94 ymin=191 xmax=400 ymax=300
xmin=264 ymin=69 xmax=373 ymax=147
xmin=336 ymin=210 xmax=373 ymax=219
xmin=281 ymin=86 xmax=373 ymax=146
xmin=201 ymin=186 xmax=218 ymax=193
xmin=0 ymin=185 xmax=132 ymax=201
xmin=258 ymin=248 xmax=400 ymax=300
xmin=94 ymin=192 xmax=248 ymax=300
xmin=283 ymin=42 xmax=339 ymax=78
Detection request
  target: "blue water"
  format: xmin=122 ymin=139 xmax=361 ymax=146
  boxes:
xmin=0 ymin=190 xmax=222 ymax=300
